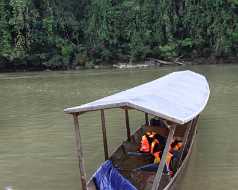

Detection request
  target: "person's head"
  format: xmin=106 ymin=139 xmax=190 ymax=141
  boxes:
xmin=146 ymin=131 xmax=157 ymax=138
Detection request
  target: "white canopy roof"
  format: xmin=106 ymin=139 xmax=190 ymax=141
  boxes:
xmin=64 ymin=70 xmax=210 ymax=124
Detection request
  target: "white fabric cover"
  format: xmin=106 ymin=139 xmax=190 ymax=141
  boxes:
xmin=64 ymin=70 xmax=210 ymax=124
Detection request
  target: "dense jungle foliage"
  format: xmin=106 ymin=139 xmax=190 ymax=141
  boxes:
xmin=0 ymin=0 xmax=238 ymax=70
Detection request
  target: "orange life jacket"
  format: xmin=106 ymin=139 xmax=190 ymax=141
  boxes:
xmin=169 ymin=140 xmax=182 ymax=153
xmin=140 ymin=132 xmax=158 ymax=153
xmin=174 ymin=142 xmax=182 ymax=151
xmin=140 ymin=135 xmax=150 ymax=153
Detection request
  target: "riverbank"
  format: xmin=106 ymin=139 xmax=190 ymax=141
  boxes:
xmin=0 ymin=56 xmax=237 ymax=73
xmin=1 ymin=0 xmax=237 ymax=74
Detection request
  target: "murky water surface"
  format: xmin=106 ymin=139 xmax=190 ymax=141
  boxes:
xmin=0 ymin=65 xmax=238 ymax=190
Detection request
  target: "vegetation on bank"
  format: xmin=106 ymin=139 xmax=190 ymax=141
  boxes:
xmin=0 ymin=0 xmax=238 ymax=71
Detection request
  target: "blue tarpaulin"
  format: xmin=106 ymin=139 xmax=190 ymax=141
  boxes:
xmin=92 ymin=160 xmax=137 ymax=190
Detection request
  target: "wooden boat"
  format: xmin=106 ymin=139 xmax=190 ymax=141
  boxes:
xmin=64 ymin=70 xmax=210 ymax=190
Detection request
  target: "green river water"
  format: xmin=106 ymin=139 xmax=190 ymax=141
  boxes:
xmin=0 ymin=65 xmax=238 ymax=190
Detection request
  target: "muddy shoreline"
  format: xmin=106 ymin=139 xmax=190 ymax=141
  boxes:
xmin=0 ymin=56 xmax=237 ymax=73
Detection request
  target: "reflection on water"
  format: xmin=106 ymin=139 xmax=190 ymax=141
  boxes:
xmin=0 ymin=65 xmax=238 ymax=190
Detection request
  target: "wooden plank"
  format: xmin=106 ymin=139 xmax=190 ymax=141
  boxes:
xmin=125 ymin=109 xmax=131 ymax=141
xmin=121 ymin=106 xmax=134 ymax=110
xmin=100 ymin=109 xmax=109 ymax=160
xmin=145 ymin=113 xmax=149 ymax=126
xmin=72 ymin=113 xmax=87 ymax=190
xmin=152 ymin=125 xmax=176 ymax=190
xmin=178 ymin=120 xmax=193 ymax=165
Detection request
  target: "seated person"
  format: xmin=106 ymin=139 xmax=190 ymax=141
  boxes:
xmin=169 ymin=137 xmax=183 ymax=153
xmin=139 ymin=131 xmax=166 ymax=153
xmin=137 ymin=134 xmax=183 ymax=177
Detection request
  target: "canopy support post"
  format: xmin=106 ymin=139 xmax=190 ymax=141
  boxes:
xmin=152 ymin=125 xmax=176 ymax=190
xmin=125 ymin=109 xmax=131 ymax=141
xmin=145 ymin=113 xmax=149 ymax=126
xmin=100 ymin=109 xmax=109 ymax=160
xmin=72 ymin=113 xmax=87 ymax=190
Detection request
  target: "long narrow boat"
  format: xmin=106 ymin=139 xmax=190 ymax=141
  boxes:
xmin=64 ymin=70 xmax=210 ymax=190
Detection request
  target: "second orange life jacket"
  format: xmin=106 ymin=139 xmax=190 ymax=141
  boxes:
xmin=174 ymin=142 xmax=182 ymax=151
xmin=170 ymin=140 xmax=183 ymax=153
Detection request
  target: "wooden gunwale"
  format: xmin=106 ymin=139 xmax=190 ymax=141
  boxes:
xmin=177 ymin=120 xmax=193 ymax=166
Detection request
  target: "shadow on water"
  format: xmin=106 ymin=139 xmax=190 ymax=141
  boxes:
xmin=0 ymin=64 xmax=238 ymax=190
